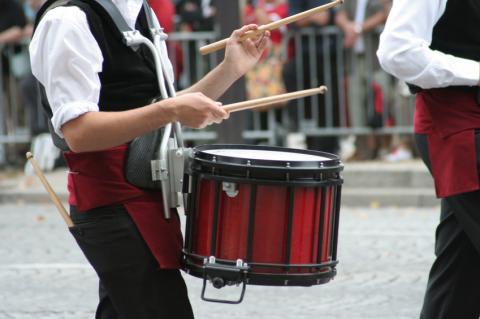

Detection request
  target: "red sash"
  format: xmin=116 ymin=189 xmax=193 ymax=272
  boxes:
xmin=415 ymin=88 xmax=480 ymax=197
xmin=64 ymin=145 xmax=183 ymax=268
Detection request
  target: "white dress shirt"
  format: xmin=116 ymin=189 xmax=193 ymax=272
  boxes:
xmin=377 ymin=0 xmax=480 ymax=89
xmin=30 ymin=0 xmax=171 ymax=137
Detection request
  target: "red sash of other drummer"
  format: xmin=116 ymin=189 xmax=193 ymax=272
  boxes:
xmin=415 ymin=88 xmax=480 ymax=198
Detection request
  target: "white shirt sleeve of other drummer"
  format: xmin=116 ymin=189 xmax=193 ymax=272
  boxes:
xmin=376 ymin=0 xmax=480 ymax=89
xmin=29 ymin=6 xmax=103 ymax=138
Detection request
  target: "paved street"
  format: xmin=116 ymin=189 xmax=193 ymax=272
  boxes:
xmin=0 ymin=203 xmax=439 ymax=319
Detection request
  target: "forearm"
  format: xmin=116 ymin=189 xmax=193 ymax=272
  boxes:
xmin=310 ymin=11 xmax=331 ymax=26
xmin=62 ymin=100 xmax=175 ymax=153
xmin=61 ymin=91 xmax=229 ymax=152
xmin=361 ymin=12 xmax=387 ymax=33
xmin=295 ymin=12 xmax=329 ymax=27
xmin=184 ymin=23 xmax=269 ymax=99
xmin=181 ymin=61 xmax=241 ymax=100
xmin=336 ymin=10 xmax=385 ymax=34
xmin=0 ymin=27 xmax=24 ymax=44
xmin=334 ymin=10 xmax=350 ymax=32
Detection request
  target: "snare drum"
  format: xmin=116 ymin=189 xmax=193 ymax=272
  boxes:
xmin=182 ymin=144 xmax=343 ymax=303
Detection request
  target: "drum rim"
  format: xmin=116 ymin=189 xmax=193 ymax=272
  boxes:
xmin=182 ymin=252 xmax=338 ymax=286
xmin=193 ymin=144 xmax=342 ymax=170
xmin=183 ymin=263 xmax=336 ymax=287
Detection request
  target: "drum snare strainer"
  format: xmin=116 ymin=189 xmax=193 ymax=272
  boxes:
xmin=183 ymin=144 xmax=343 ymax=303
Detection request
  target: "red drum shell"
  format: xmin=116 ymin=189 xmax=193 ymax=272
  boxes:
xmin=183 ymin=145 xmax=342 ymax=286
xmin=193 ymin=181 xmax=335 ymax=270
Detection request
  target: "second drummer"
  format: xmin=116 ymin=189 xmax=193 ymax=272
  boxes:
xmin=29 ymin=0 xmax=270 ymax=317
xmin=378 ymin=0 xmax=480 ymax=318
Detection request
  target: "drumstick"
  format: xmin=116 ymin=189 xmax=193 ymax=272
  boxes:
xmin=199 ymin=0 xmax=343 ymax=55
xmin=26 ymin=152 xmax=74 ymax=228
xmin=223 ymin=86 xmax=328 ymax=113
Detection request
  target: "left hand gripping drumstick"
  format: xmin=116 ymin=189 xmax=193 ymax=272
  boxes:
xmin=26 ymin=152 xmax=74 ymax=228
xmin=199 ymin=0 xmax=344 ymax=55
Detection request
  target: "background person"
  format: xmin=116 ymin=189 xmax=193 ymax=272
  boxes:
xmin=335 ymin=0 xmax=395 ymax=161
xmin=175 ymin=0 xmax=216 ymax=32
xmin=0 ymin=0 xmax=28 ymax=45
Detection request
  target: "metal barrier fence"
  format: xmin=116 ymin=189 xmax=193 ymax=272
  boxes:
xmin=166 ymin=28 xmax=415 ymax=147
xmin=244 ymin=26 xmax=415 ymax=146
xmin=167 ymin=31 xmax=220 ymax=142
xmin=0 ymin=42 xmax=36 ymax=164
xmin=0 ymin=42 xmax=33 ymax=142
xmin=0 ymin=27 xmax=415 ymax=163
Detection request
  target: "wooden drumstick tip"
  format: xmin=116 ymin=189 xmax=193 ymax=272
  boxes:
xmin=200 ymin=0 xmax=344 ymax=55
xmin=319 ymin=85 xmax=328 ymax=93
xmin=25 ymin=151 xmax=74 ymax=228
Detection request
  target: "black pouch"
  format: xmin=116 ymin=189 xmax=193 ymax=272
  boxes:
xmin=124 ymin=128 xmax=164 ymax=189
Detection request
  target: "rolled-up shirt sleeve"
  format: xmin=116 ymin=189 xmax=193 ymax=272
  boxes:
xmin=377 ymin=0 xmax=480 ymax=89
xmin=30 ymin=6 xmax=103 ymax=137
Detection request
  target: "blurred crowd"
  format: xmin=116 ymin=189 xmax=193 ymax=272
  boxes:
xmin=0 ymin=0 xmax=415 ymax=168
xmin=242 ymin=0 xmax=413 ymax=161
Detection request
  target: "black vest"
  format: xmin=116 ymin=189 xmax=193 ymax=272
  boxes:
xmin=34 ymin=0 xmax=160 ymax=114
xmin=408 ymin=0 xmax=480 ymax=93
xmin=431 ymin=0 xmax=480 ymax=61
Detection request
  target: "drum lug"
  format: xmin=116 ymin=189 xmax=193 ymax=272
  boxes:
xmin=222 ymin=182 xmax=239 ymax=198
xmin=201 ymin=256 xmax=249 ymax=304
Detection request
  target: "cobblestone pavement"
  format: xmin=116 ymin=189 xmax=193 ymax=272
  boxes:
xmin=0 ymin=203 xmax=439 ymax=319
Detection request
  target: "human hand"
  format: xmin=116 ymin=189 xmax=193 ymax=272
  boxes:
xmin=343 ymin=22 xmax=360 ymax=49
xmin=308 ymin=11 xmax=330 ymax=26
xmin=166 ymin=93 xmax=229 ymax=129
xmin=223 ymin=24 xmax=271 ymax=78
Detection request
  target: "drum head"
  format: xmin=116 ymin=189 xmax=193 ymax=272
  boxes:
xmin=203 ymin=148 xmax=331 ymax=162
xmin=193 ymin=144 xmax=341 ymax=170
xmin=191 ymin=145 xmax=343 ymax=182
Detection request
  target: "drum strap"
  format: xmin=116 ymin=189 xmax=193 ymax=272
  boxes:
xmin=37 ymin=0 xmax=133 ymax=35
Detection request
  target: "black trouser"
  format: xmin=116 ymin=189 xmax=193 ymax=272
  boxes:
xmin=69 ymin=205 xmax=194 ymax=319
xmin=415 ymin=133 xmax=480 ymax=319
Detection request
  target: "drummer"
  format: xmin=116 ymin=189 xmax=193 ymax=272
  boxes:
xmin=378 ymin=0 xmax=480 ymax=318
xmin=29 ymin=0 xmax=270 ymax=317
